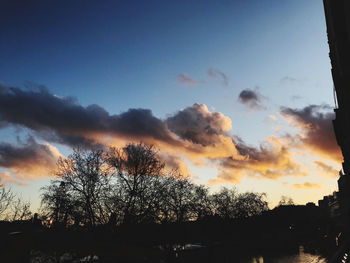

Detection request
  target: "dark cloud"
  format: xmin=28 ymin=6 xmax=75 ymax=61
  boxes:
xmin=238 ymin=89 xmax=265 ymax=110
xmin=0 ymin=137 xmax=59 ymax=179
xmin=0 ymin=85 xmax=179 ymax=148
xmin=280 ymin=104 xmax=341 ymax=161
xmin=177 ymin=74 xmax=204 ymax=86
xmin=207 ymin=68 xmax=228 ymax=87
xmin=166 ymin=103 xmax=231 ymax=146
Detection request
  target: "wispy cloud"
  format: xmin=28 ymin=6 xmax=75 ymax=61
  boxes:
xmin=291 ymin=95 xmax=302 ymax=101
xmin=207 ymin=68 xmax=229 ymax=87
xmin=0 ymin=171 xmax=29 ymax=186
xmin=177 ymin=68 xmax=228 ymax=87
xmin=177 ymin=74 xmax=205 ymax=87
xmin=280 ymin=76 xmax=306 ymax=85
xmin=314 ymin=161 xmax=339 ymax=177
xmin=293 ymin=182 xmax=322 ymax=189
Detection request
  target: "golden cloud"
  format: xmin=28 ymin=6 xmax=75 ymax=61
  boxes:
xmin=293 ymin=182 xmax=322 ymax=189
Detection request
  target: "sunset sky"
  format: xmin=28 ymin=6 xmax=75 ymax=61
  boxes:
xmin=0 ymin=0 xmax=341 ymax=210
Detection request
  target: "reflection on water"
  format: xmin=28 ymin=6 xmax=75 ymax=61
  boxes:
xmin=247 ymin=246 xmax=327 ymax=263
xmin=29 ymin=245 xmax=328 ymax=263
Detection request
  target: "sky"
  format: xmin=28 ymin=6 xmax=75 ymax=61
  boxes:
xmin=0 ymin=0 xmax=341 ymax=210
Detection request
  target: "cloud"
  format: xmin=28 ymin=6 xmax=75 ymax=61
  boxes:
xmin=0 ymin=137 xmax=61 ymax=180
xmin=177 ymin=68 xmax=228 ymax=88
xmin=291 ymin=95 xmax=302 ymax=101
xmin=177 ymin=74 xmax=204 ymax=87
xmin=280 ymin=104 xmax=341 ymax=161
xmin=207 ymin=68 xmax=228 ymax=87
xmin=238 ymin=88 xmax=266 ymax=110
xmin=0 ymin=84 xmax=180 ymax=148
xmin=267 ymin=115 xmax=277 ymax=121
xmin=293 ymin=182 xmax=322 ymax=189
xmin=0 ymin=85 xmax=340 ymax=186
xmin=160 ymin=153 xmax=192 ymax=177
xmin=166 ymin=103 xmax=231 ymax=146
xmin=314 ymin=161 xmax=339 ymax=177
xmin=210 ymin=136 xmax=304 ymax=184
xmin=0 ymin=171 xmax=29 ymax=186
xmin=280 ymin=76 xmax=306 ymax=85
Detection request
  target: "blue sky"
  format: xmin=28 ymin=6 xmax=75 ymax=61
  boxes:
xmin=0 ymin=0 xmax=339 ymax=210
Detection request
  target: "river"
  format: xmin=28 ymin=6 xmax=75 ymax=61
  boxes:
xmin=232 ymin=246 xmax=327 ymax=263
xmin=171 ymin=244 xmax=328 ymax=263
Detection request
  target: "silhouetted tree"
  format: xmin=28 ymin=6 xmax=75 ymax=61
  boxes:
xmin=106 ymin=143 xmax=165 ymax=224
xmin=211 ymin=187 xmax=238 ymax=220
xmin=278 ymin=196 xmax=294 ymax=206
xmin=0 ymin=180 xmax=14 ymax=219
xmin=41 ymin=148 xmax=111 ymax=227
xmin=235 ymin=192 xmax=268 ymax=219
xmin=39 ymin=143 xmax=271 ymax=229
xmin=191 ymin=184 xmax=214 ymax=220
xmin=0 ymin=179 xmax=32 ymax=221
xmin=9 ymin=197 xmax=32 ymax=221
xmin=210 ymin=187 xmax=268 ymax=220
xmin=159 ymin=175 xmax=196 ymax=223
xmin=41 ymin=181 xmax=74 ymax=226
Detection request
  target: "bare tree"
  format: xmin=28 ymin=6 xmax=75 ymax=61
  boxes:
xmin=106 ymin=143 xmax=165 ymax=224
xmin=40 ymin=143 xmax=271 ymax=228
xmin=278 ymin=195 xmax=294 ymax=206
xmin=42 ymin=148 xmax=111 ymax=227
xmin=41 ymin=181 xmax=74 ymax=226
xmin=0 ymin=181 xmax=14 ymax=219
xmin=159 ymin=175 xmax=197 ymax=223
xmin=9 ymin=197 xmax=32 ymax=221
xmin=211 ymin=188 xmax=268 ymax=220
xmin=0 ymin=179 xmax=32 ymax=221
xmin=191 ymin=184 xmax=214 ymax=220
xmin=235 ymin=192 xmax=268 ymax=219
xmin=211 ymin=187 xmax=238 ymax=220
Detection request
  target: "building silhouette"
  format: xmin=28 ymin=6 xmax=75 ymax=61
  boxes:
xmin=323 ymin=0 xmax=350 ymax=235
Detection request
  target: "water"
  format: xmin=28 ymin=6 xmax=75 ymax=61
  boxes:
xmin=243 ymin=246 xmax=327 ymax=263
xmin=29 ymin=245 xmax=328 ymax=263
xmin=170 ymin=244 xmax=328 ymax=263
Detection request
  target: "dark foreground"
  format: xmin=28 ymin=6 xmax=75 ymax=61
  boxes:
xmin=1 ymin=205 xmax=346 ymax=262
xmin=0 ymin=225 xmax=339 ymax=263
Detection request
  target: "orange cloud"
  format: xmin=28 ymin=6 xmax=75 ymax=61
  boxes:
xmin=293 ymin=182 xmax=322 ymax=189
xmin=209 ymin=136 xmax=305 ymax=184
xmin=314 ymin=161 xmax=339 ymax=177
xmin=160 ymin=153 xmax=192 ymax=178
xmin=0 ymin=171 xmax=29 ymax=186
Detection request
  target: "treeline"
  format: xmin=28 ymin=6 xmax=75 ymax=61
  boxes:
xmin=1 ymin=143 xmax=269 ymax=227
